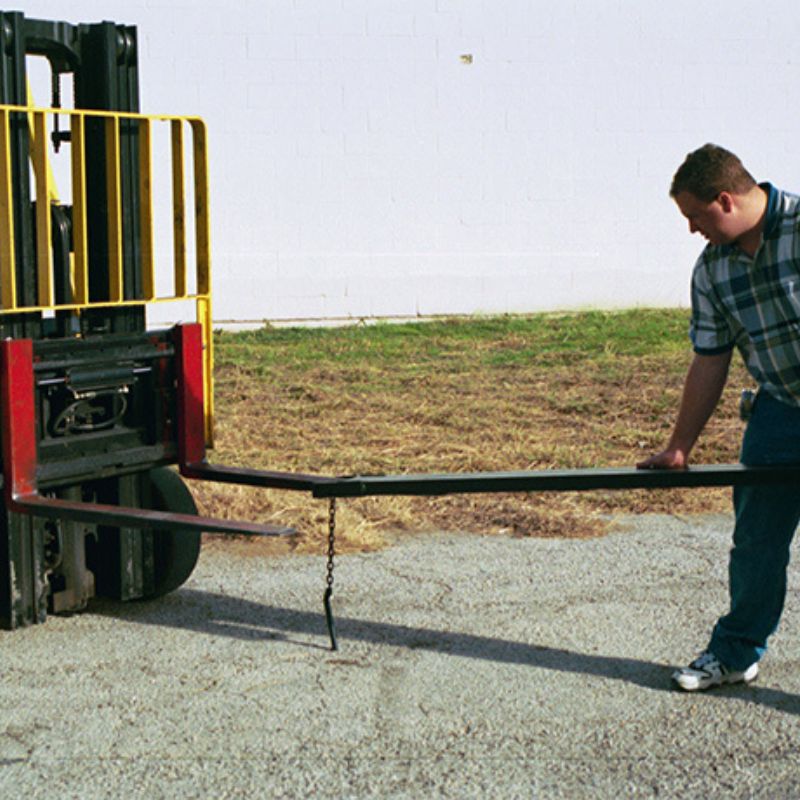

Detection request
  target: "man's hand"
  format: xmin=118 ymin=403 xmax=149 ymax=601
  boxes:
xmin=636 ymin=448 xmax=688 ymax=470
xmin=635 ymin=350 xmax=732 ymax=473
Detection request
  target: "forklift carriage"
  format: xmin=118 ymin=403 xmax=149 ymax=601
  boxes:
xmin=2 ymin=12 xmax=799 ymax=640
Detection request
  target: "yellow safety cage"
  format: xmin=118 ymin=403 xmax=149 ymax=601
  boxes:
xmin=0 ymin=102 xmax=214 ymax=444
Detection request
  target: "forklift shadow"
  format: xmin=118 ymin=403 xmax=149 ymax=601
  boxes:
xmin=91 ymin=588 xmax=800 ymax=716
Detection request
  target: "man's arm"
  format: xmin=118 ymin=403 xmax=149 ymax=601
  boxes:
xmin=637 ymin=350 xmax=733 ymax=470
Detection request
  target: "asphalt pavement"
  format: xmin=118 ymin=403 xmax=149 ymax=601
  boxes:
xmin=1 ymin=512 xmax=799 ymax=798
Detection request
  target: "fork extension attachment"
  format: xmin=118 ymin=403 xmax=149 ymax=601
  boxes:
xmin=171 ymin=325 xmax=800 ymax=499
xmin=306 ymin=463 xmax=800 ymax=498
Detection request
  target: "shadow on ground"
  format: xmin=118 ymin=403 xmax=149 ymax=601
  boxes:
xmin=90 ymin=588 xmax=800 ymax=716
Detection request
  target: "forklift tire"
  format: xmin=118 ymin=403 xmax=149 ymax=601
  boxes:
xmin=144 ymin=467 xmax=202 ymax=599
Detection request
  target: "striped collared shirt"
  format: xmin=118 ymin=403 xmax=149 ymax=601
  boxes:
xmin=690 ymin=183 xmax=800 ymax=406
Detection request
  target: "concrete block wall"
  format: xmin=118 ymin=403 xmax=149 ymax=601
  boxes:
xmin=19 ymin=0 xmax=800 ymax=325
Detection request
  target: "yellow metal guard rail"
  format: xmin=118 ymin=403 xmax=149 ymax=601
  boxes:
xmin=0 ymin=103 xmax=214 ymax=444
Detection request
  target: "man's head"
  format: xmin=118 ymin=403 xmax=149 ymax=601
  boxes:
xmin=671 ymin=144 xmax=764 ymax=249
xmin=670 ymin=143 xmax=756 ymax=202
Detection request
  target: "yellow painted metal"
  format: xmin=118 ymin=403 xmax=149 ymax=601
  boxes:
xmin=190 ymin=119 xmax=213 ymax=444
xmin=138 ymin=117 xmax=155 ymax=301
xmin=0 ymin=109 xmax=17 ymax=310
xmin=191 ymin=119 xmax=211 ymax=296
xmin=171 ymin=119 xmax=187 ymax=297
xmin=197 ymin=295 xmax=214 ymax=447
xmin=70 ymin=115 xmax=89 ymax=305
xmin=0 ymin=102 xmax=216 ymax=444
xmin=26 ymin=83 xmax=59 ymax=204
xmin=31 ymin=111 xmax=53 ymax=306
xmin=0 ymin=295 xmax=211 ymax=314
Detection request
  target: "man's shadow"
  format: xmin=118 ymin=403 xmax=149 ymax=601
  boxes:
xmin=91 ymin=588 xmax=800 ymax=716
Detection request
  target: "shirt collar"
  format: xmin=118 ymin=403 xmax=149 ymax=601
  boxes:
xmin=761 ymin=182 xmax=781 ymax=240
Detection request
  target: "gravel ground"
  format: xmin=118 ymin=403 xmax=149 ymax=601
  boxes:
xmin=2 ymin=513 xmax=800 ymax=799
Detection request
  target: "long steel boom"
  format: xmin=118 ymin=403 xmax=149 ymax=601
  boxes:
xmin=308 ymin=464 xmax=800 ymax=498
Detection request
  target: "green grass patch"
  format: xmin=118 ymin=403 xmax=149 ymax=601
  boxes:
xmin=215 ymin=308 xmax=691 ymax=374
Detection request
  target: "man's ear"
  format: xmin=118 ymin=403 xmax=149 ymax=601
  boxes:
xmin=717 ymin=191 xmax=735 ymax=213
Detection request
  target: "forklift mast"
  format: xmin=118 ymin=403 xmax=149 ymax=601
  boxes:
xmin=0 ymin=13 xmax=143 ymax=338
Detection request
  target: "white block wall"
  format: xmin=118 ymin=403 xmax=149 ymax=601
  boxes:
xmin=20 ymin=0 xmax=800 ymax=325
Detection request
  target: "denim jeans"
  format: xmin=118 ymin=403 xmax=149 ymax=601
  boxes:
xmin=708 ymin=391 xmax=800 ymax=670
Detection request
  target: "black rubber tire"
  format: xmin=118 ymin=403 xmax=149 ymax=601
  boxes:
xmin=144 ymin=467 xmax=202 ymax=598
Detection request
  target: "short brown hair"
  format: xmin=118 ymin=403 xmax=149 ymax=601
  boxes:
xmin=670 ymin=144 xmax=757 ymax=202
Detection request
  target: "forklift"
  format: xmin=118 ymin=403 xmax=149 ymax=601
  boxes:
xmin=3 ymin=12 xmax=798 ymax=645
xmin=0 ymin=11 xmax=301 ymax=629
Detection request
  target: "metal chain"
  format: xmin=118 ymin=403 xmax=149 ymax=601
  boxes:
xmin=323 ymin=497 xmax=338 ymax=651
xmin=326 ymin=497 xmax=336 ymax=589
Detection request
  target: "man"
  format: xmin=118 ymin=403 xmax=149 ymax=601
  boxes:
xmin=638 ymin=143 xmax=800 ymax=691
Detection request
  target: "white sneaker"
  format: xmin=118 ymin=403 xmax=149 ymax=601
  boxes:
xmin=672 ymin=650 xmax=759 ymax=692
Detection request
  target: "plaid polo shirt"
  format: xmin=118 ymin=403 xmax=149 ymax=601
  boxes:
xmin=690 ymin=183 xmax=800 ymax=406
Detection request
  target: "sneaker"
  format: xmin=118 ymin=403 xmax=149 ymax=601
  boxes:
xmin=672 ymin=650 xmax=759 ymax=692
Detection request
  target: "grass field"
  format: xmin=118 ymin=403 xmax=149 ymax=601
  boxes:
xmin=196 ymin=309 xmax=754 ymax=554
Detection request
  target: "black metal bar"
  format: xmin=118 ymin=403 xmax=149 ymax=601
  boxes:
xmin=309 ymin=464 xmax=800 ymax=499
xmin=182 ymin=462 xmax=338 ymax=492
xmin=13 ymin=493 xmax=295 ymax=537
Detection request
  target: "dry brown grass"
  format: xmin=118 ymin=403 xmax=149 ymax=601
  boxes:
xmin=194 ymin=314 xmax=753 ymax=555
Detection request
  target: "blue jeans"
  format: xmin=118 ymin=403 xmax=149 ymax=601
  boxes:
xmin=708 ymin=391 xmax=800 ymax=670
